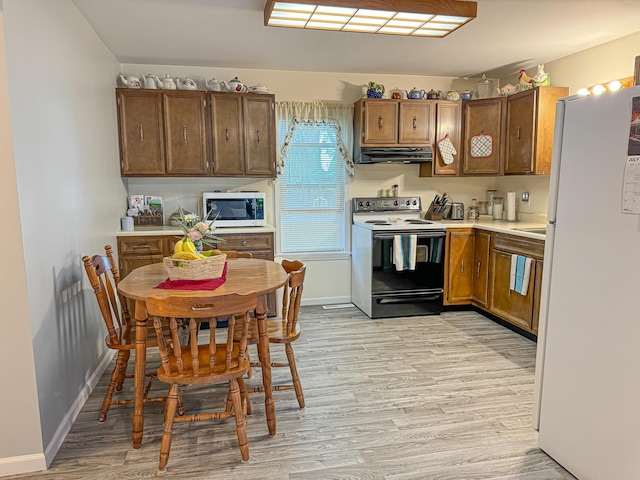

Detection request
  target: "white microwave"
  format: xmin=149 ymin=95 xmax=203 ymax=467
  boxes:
xmin=202 ymin=192 xmax=266 ymax=227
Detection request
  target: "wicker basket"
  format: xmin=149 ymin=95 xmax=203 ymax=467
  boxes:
xmin=162 ymin=254 xmax=227 ymax=281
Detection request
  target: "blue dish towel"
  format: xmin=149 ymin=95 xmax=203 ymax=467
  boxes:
xmin=510 ymin=254 xmax=532 ymax=295
xmin=393 ymin=235 xmax=417 ymax=271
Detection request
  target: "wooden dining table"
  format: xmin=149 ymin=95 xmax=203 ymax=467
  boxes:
xmin=117 ymin=257 xmax=289 ymax=449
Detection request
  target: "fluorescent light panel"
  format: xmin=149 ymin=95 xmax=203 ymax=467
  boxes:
xmin=265 ymin=1 xmax=476 ymax=36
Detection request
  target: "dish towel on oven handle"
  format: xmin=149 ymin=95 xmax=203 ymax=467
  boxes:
xmin=509 ymin=254 xmax=532 ymax=295
xmin=393 ymin=235 xmax=417 ymax=271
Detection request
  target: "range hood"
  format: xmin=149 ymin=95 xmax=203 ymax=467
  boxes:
xmin=357 ymin=146 xmax=433 ymax=164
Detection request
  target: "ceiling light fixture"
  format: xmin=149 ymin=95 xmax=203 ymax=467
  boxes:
xmin=264 ymin=0 xmax=477 ymax=38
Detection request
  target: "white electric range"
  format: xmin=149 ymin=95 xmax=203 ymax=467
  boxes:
xmin=351 ymin=197 xmax=447 ymax=319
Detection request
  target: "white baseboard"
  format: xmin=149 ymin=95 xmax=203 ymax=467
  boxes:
xmin=301 ymin=296 xmax=351 ymax=307
xmin=0 ymin=453 xmax=47 ymax=477
xmin=43 ymin=349 xmax=115 ymax=467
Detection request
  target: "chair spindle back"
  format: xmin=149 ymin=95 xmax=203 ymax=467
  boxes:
xmin=281 ymin=260 xmax=306 ymax=336
xmin=146 ymin=293 xmax=258 ymax=378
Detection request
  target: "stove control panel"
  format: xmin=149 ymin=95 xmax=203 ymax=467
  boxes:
xmin=352 ymin=196 xmax=421 ymax=212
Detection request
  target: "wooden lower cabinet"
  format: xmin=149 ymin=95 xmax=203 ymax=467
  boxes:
xmin=488 ymin=249 xmax=536 ymax=331
xmin=444 ymin=228 xmax=544 ymax=335
xmin=117 ymin=231 xmax=276 ymax=314
xmin=471 ymin=230 xmax=491 ymax=307
xmin=444 ymin=229 xmax=474 ymax=304
xmin=487 ymin=233 xmax=545 ymax=334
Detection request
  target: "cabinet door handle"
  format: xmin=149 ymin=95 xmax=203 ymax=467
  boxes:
xmin=413 ymin=116 xmax=417 ymax=130
xmin=257 ymin=129 xmax=261 ymax=144
xmin=225 ymin=127 xmax=229 ymax=142
xmin=477 ymin=261 xmax=481 ymax=277
xmin=183 ymin=125 xmax=188 ymax=145
xmin=241 ymin=240 xmax=247 ymax=246
xmin=133 ymin=244 xmax=150 ymax=249
xmin=378 ymin=115 xmax=383 ymax=130
xmin=517 ymin=126 xmax=521 ymax=140
xmin=460 ymin=260 xmax=464 ymax=274
xmin=139 ymin=124 xmax=144 ymax=142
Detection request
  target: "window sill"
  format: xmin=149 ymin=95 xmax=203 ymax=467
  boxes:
xmin=276 ymin=252 xmax=351 ymax=262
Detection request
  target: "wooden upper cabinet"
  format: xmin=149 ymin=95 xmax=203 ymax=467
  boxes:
xmin=360 ymin=100 xmax=398 ymax=144
xmin=432 ymin=101 xmax=462 ymax=176
xmin=399 ymin=101 xmax=434 ymax=144
xmin=243 ymin=95 xmax=276 ymax=176
xmin=210 ymin=94 xmax=244 ymax=175
xmin=117 ymin=89 xmax=276 ymax=178
xmin=163 ymin=91 xmax=208 ymax=176
xmin=505 ymin=86 xmax=568 ymax=175
xmin=209 ymin=93 xmax=276 ymax=177
xmin=117 ymin=89 xmax=165 ymax=175
xmin=462 ymin=97 xmax=506 ymax=176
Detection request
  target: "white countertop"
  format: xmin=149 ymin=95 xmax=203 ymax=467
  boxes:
xmin=117 ymin=224 xmax=276 ymax=237
xmin=440 ymin=218 xmax=547 ymax=240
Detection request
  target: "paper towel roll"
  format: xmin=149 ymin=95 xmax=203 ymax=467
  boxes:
xmin=507 ymin=191 xmax=517 ymax=222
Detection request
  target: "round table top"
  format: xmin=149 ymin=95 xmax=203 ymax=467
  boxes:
xmin=117 ymin=258 xmax=288 ymax=302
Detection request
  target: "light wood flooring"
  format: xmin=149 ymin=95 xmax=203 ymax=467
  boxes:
xmin=9 ymin=307 xmax=575 ymax=479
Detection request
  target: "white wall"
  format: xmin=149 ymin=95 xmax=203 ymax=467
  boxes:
xmin=0 ymin=3 xmax=45 ymax=475
xmin=3 ymin=0 xmax=124 ymax=469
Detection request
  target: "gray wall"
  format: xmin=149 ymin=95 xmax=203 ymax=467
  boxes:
xmin=2 ymin=0 xmax=125 ymax=469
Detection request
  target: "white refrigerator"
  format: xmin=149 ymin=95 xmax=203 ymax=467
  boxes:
xmin=533 ymin=86 xmax=640 ymax=479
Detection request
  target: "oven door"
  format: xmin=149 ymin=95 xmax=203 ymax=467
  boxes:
xmin=370 ymin=229 xmax=446 ymax=318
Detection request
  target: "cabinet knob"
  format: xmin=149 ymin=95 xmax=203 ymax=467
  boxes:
xmin=241 ymin=240 xmax=247 ymax=246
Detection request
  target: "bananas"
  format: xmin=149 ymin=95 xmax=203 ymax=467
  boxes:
xmin=173 ymin=238 xmax=184 ymax=254
xmin=182 ymin=238 xmax=197 ymax=254
xmin=173 ymin=251 xmax=205 ymax=260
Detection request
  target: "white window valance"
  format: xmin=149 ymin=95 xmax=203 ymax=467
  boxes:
xmin=276 ymin=101 xmax=354 ymax=176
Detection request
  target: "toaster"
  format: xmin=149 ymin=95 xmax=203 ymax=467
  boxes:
xmin=449 ymin=202 xmax=465 ymax=220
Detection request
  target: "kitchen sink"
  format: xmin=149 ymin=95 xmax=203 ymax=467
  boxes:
xmin=513 ymin=227 xmax=547 ymax=235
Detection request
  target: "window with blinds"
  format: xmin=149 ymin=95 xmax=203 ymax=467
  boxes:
xmin=277 ymin=120 xmax=346 ymax=254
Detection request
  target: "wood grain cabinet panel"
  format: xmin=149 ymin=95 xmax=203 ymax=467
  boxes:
xmin=209 ymin=93 xmax=276 ymax=177
xmin=117 ymin=89 xmax=165 ymax=175
xmin=444 ymin=229 xmax=475 ymax=305
xmin=505 ymin=86 xmax=568 ymax=175
xmin=358 ymin=100 xmax=398 ymax=144
xmin=472 ymin=230 xmax=491 ymax=307
xmin=461 ymin=97 xmax=506 ymax=176
xmin=243 ymin=95 xmax=277 ymax=176
xmin=399 ymin=101 xmax=434 ymax=144
xmin=431 ymin=101 xmax=462 ymax=176
xmin=163 ymin=91 xmax=208 ymax=175
xmin=210 ymin=94 xmax=244 ymax=175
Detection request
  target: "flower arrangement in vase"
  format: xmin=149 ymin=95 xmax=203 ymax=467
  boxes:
xmin=172 ymin=204 xmax=225 ymax=257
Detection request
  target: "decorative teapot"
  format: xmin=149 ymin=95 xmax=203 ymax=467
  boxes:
xmin=460 ymin=90 xmax=473 ymax=101
xmin=404 ymin=87 xmax=426 ymax=100
xmin=142 ymin=74 xmax=161 ymax=89
xmin=118 ymin=74 xmax=142 ymax=88
xmin=445 ymin=90 xmax=460 ymax=101
xmin=176 ymin=77 xmax=198 ymax=90
xmin=205 ymin=77 xmax=222 ymax=92
xmin=426 ymin=89 xmax=441 ymax=100
xmin=226 ymin=77 xmax=248 ymax=93
xmin=161 ymin=75 xmax=176 ymax=90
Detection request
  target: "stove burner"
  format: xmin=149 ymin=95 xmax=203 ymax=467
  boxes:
xmin=405 ymin=219 xmax=434 ymax=224
xmin=365 ymin=220 xmax=390 ymax=225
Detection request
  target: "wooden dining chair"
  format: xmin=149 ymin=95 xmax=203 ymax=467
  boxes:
xmin=242 ymin=259 xmax=306 ymax=408
xmin=82 ymin=252 xmax=170 ymax=422
xmin=146 ymin=292 xmax=258 ymax=472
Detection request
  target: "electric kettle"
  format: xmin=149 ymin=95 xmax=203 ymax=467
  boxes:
xmin=450 ymin=203 xmax=465 ymax=220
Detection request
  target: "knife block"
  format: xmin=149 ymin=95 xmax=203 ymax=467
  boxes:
xmin=425 ymin=202 xmax=442 ymax=221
